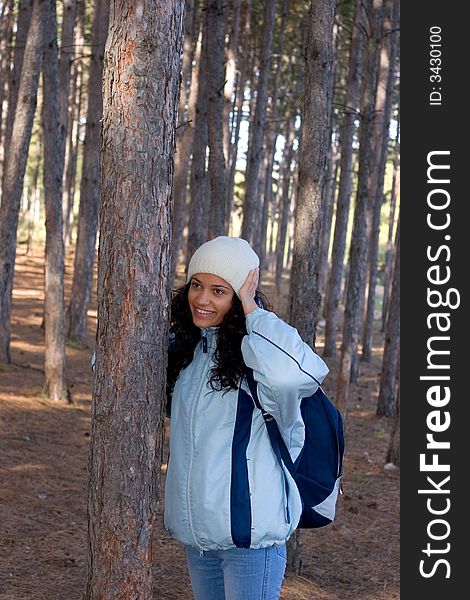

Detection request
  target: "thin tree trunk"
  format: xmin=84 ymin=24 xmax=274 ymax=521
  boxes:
xmin=323 ymin=0 xmax=364 ymax=358
xmin=186 ymin=9 xmax=209 ymax=267
xmin=257 ymin=0 xmax=288 ymax=268
xmin=62 ymin=7 xmax=85 ymax=247
xmin=170 ymin=0 xmax=197 ymax=282
xmin=226 ymin=0 xmax=252 ymax=230
xmin=26 ymin=127 xmax=42 ymax=254
xmin=361 ymin=0 xmax=399 ymax=362
xmin=206 ymin=0 xmax=227 ymax=238
xmin=335 ymin=0 xmax=383 ymax=417
xmin=0 ymin=0 xmax=15 ymax=157
xmin=377 ymin=216 xmax=399 ymax=417
xmin=1 ymin=0 xmax=33 ymax=186
xmin=0 ymin=0 xmax=44 ymax=364
xmin=223 ymin=0 xmax=242 ymax=163
xmin=381 ymin=120 xmax=399 ymax=331
xmin=42 ymin=0 xmax=70 ymax=402
xmin=286 ymin=0 xmax=336 ymax=576
xmin=84 ymin=1 xmax=184 ymax=597
xmin=274 ymin=114 xmax=296 ymax=290
xmin=385 ymin=381 xmax=400 ymax=465
xmin=317 ymin=17 xmax=340 ymax=300
xmin=240 ymin=0 xmax=277 ymax=245
xmin=67 ymin=0 xmax=109 ymax=346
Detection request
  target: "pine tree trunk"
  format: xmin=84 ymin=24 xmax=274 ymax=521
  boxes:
xmin=226 ymin=0 xmax=252 ymax=230
xmin=170 ymin=0 xmax=196 ymax=281
xmin=240 ymin=0 xmax=276 ymax=245
xmin=274 ymin=114 xmax=296 ymax=290
xmin=41 ymin=0 xmax=70 ymax=402
xmin=381 ymin=122 xmax=399 ymax=331
xmin=361 ymin=0 xmax=399 ymax=362
xmin=0 ymin=0 xmax=15 ymax=156
xmin=287 ymin=0 xmax=336 ymax=575
xmin=317 ymin=17 xmax=340 ymax=300
xmin=67 ymin=0 xmax=109 ymax=346
xmin=223 ymin=0 xmax=242 ymax=163
xmin=385 ymin=382 xmax=400 ymax=465
xmin=206 ymin=0 xmax=227 ymax=238
xmin=1 ymin=0 xmax=33 ymax=182
xmin=288 ymin=0 xmax=336 ymax=349
xmin=323 ymin=0 xmax=364 ymax=358
xmin=83 ymin=1 xmax=184 ymax=598
xmin=186 ymin=9 xmax=209 ymax=267
xmin=0 ymin=0 xmax=44 ymax=364
xmin=335 ymin=0 xmax=383 ymax=416
xmin=377 ymin=216 xmax=399 ymax=417
xmin=62 ymin=1 xmax=85 ymax=246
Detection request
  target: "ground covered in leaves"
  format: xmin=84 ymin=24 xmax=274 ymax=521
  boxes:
xmin=0 ymin=245 xmax=399 ymax=599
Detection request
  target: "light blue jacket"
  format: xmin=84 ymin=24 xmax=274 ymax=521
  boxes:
xmin=164 ymin=307 xmax=329 ymax=552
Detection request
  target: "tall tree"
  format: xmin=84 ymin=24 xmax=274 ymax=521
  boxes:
xmin=287 ymin=0 xmax=336 ymax=350
xmin=186 ymin=8 xmax=209 ymax=266
xmin=67 ymin=0 xmax=110 ymax=346
xmin=0 ymin=0 xmax=44 ymax=364
xmin=206 ymin=0 xmax=227 ymax=238
xmin=240 ymin=0 xmax=277 ymax=245
xmin=377 ymin=215 xmax=399 ymax=417
xmin=41 ymin=0 xmax=70 ymax=402
xmin=385 ymin=382 xmax=400 ymax=466
xmin=335 ymin=0 xmax=383 ymax=416
xmin=361 ymin=0 xmax=399 ymax=362
xmin=170 ymin=0 xmax=197 ymax=282
xmin=286 ymin=0 xmax=336 ymax=575
xmin=84 ymin=1 xmax=184 ymax=598
xmin=323 ymin=0 xmax=364 ymax=358
xmin=1 ymin=0 xmax=33 ymax=186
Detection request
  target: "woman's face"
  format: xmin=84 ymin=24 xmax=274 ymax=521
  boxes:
xmin=188 ymin=273 xmax=235 ymax=328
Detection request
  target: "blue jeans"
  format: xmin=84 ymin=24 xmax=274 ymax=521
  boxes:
xmin=185 ymin=544 xmax=287 ymax=600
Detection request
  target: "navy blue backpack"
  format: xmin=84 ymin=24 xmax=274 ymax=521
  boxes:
xmin=245 ymin=367 xmax=345 ymax=528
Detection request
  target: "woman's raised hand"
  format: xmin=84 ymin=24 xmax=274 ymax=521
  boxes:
xmin=239 ymin=268 xmax=260 ymax=316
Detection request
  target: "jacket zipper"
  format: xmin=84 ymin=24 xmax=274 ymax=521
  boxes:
xmin=186 ymin=330 xmax=210 ymax=552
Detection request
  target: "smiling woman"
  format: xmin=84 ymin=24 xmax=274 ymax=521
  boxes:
xmin=164 ymin=236 xmax=330 ymax=600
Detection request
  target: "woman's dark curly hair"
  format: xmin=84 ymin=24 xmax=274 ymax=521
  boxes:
xmin=167 ymin=282 xmax=272 ymax=394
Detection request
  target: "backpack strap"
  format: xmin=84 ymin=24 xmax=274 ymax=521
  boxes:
xmin=245 ymin=367 xmax=296 ymax=522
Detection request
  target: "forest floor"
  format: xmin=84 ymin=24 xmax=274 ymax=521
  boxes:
xmin=0 ymin=244 xmax=399 ymax=600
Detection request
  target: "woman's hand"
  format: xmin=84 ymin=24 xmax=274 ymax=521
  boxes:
xmin=239 ymin=268 xmax=260 ymax=316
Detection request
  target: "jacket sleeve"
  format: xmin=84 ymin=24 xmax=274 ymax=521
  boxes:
xmin=241 ymin=308 xmax=329 ymax=432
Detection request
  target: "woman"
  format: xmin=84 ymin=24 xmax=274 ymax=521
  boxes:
xmin=165 ymin=236 xmax=329 ymax=600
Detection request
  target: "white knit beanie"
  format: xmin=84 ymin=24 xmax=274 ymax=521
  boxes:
xmin=186 ymin=236 xmax=259 ymax=295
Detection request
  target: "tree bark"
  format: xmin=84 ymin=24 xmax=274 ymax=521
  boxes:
xmin=377 ymin=216 xmax=399 ymax=417
xmin=225 ymin=0 xmax=252 ymax=230
xmin=186 ymin=9 xmax=209 ymax=267
xmin=0 ymin=0 xmax=44 ymax=364
xmin=323 ymin=0 xmax=364 ymax=358
xmin=67 ymin=0 xmax=109 ymax=346
xmin=170 ymin=0 xmax=197 ymax=281
xmin=361 ymin=0 xmax=399 ymax=362
xmin=0 ymin=0 xmax=15 ymax=154
xmin=41 ymin=0 xmax=70 ymax=402
xmin=206 ymin=0 xmax=227 ymax=238
xmin=286 ymin=0 xmax=336 ymax=576
xmin=335 ymin=0 xmax=383 ymax=417
xmin=385 ymin=382 xmax=400 ymax=465
xmin=381 ymin=120 xmax=399 ymax=332
xmin=240 ymin=0 xmax=277 ymax=245
xmin=62 ymin=0 xmax=85 ymax=246
xmin=1 ymin=0 xmax=33 ymax=185
xmin=84 ymin=1 xmax=184 ymax=598
xmin=287 ymin=0 xmax=336 ymax=349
